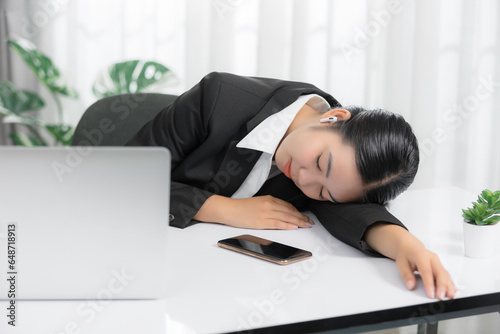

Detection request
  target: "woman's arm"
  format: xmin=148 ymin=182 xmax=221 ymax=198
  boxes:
xmin=193 ymin=194 xmax=313 ymax=229
xmin=364 ymin=223 xmax=457 ymax=300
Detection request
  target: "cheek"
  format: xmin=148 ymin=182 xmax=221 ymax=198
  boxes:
xmin=296 ymin=185 xmax=324 ymax=201
xmin=277 ymin=135 xmax=301 ymax=159
xmin=297 ymin=140 xmax=322 ymax=164
xmin=278 ymin=130 xmax=322 ymax=165
xmin=296 ymin=184 xmax=315 ymax=199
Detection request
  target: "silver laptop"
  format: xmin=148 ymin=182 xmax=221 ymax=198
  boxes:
xmin=0 ymin=147 xmax=170 ymax=300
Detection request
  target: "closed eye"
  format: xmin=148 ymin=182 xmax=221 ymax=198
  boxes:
xmin=316 ymin=154 xmax=321 ymax=171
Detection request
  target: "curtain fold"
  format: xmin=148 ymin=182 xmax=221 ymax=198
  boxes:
xmin=1 ymin=0 xmax=499 ymax=194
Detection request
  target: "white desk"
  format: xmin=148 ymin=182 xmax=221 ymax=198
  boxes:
xmin=1 ymin=187 xmax=499 ymax=333
xmin=0 ymin=300 xmax=167 ymax=333
xmin=163 ymin=187 xmax=500 ymax=333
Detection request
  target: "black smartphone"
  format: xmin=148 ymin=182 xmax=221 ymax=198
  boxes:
xmin=217 ymin=234 xmax=312 ymax=265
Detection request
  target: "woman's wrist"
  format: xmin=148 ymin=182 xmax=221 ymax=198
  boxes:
xmin=365 ymin=223 xmax=424 ymax=260
xmin=193 ymin=194 xmax=230 ymax=224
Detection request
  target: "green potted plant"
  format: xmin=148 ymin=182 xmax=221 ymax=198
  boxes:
xmin=462 ymin=189 xmax=500 ymax=258
xmin=1 ymin=38 xmax=178 ymax=146
xmin=0 ymin=38 xmax=78 ymax=146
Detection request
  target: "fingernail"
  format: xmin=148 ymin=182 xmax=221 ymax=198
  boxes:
xmin=309 ymin=218 xmax=315 ymax=225
xmin=405 ymin=280 xmax=413 ymax=290
xmin=429 ymin=288 xmax=435 ymax=299
xmin=305 ymin=223 xmax=312 ymax=228
xmin=438 ymin=290 xmax=445 ymax=300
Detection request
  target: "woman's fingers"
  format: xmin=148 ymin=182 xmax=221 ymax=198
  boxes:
xmin=224 ymin=196 xmax=313 ymax=230
xmin=431 ymin=256 xmax=457 ymax=299
xmin=415 ymin=259 xmax=436 ymax=298
xmin=397 ymin=249 xmax=457 ymax=300
xmin=396 ymin=256 xmax=417 ymax=290
xmin=265 ymin=196 xmax=313 ymax=228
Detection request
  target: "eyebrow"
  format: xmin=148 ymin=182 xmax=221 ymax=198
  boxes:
xmin=325 ymin=152 xmax=332 ymax=179
xmin=324 ymin=152 xmax=340 ymax=203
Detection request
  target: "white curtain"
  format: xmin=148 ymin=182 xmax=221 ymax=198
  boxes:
xmin=2 ymin=0 xmax=499 ymax=195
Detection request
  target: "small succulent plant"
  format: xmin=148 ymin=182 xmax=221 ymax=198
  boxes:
xmin=462 ymin=189 xmax=500 ymax=225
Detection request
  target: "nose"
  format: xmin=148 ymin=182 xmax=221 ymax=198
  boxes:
xmin=296 ymin=166 xmax=320 ymax=187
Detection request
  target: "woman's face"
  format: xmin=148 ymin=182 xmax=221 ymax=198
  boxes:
xmin=275 ymin=125 xmax=364 ymax=203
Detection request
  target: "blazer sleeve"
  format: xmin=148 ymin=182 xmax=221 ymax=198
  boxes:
xmin=308 ymin=200 xmax=407 ymax=255
xmin=257 ymin=175 xmax=407 ymax=256
xmin=126 ymin=72 xmax=224 ymax=228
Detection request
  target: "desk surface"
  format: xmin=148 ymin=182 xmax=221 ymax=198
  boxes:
xmin=163 ymin=186 xmax=500 ymax=333
xmin=1 ymin=187 xmax=499 ymax=334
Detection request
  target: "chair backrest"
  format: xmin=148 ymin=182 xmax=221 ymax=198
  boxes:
xmin=72 ymin=93 xmax=177 ymax=146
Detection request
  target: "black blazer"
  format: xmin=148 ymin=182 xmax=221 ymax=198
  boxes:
xmin=127 ymin=72 xmax=405 ymax=253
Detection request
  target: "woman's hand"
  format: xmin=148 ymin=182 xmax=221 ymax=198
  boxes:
xmin=395 ymin=242 xmax=457 ymax=300
xmin=194 ymin=195 xmax=313 ymax=230
xmin=365 ymin=223 xmax=457 ymax=299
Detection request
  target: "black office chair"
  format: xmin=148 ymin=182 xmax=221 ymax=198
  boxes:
xmin=72 ymin=93 xmax=177 ymax=146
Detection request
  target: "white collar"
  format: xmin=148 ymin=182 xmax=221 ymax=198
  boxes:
xmin=236 ymin=94 xmax=330 ymax=154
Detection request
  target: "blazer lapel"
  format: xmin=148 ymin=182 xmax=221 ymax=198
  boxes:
xmin=213 ymin=141 xmax=262 ymax=197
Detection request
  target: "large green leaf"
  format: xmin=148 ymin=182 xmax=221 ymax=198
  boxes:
xmin=92 ymin=60 xmax=177 ymax=98
xmin=0 ymin=80 xmax=44 ymax=115
xmin=8 ymin=38 xmax=78 ymax=98
xmin=45 ymin=124 xmax=74 ymax=146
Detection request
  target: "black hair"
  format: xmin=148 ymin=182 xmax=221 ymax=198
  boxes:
xmin=331 ymin=106 xmax=419 ymax=205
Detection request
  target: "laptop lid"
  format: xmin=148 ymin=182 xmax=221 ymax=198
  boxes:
xmin=0 ymin=147 xmax=170 ymax=300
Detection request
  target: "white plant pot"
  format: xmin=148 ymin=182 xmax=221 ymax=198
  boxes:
xmin=463 ymin=220 xmax=499 ymax=259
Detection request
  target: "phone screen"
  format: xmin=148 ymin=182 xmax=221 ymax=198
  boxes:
xmin=217 ymin=234 xmax=312 ymax=264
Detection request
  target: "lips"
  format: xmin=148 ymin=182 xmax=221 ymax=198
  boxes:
xmin=283 ymin=159 xmax=292 ymax=179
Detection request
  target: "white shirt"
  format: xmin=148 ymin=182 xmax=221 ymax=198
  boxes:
xmin=231 ymin=94 xmax=330 ymax=199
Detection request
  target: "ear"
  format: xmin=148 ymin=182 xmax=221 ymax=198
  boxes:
xmin=320 ymin=108 xmax=351 ymax=121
